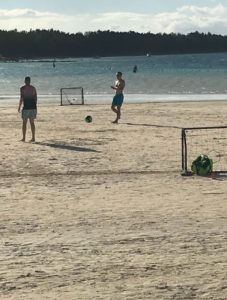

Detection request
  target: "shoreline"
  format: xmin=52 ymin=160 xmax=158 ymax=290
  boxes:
xmin=0 ymin=93 xmax=227 ymax=106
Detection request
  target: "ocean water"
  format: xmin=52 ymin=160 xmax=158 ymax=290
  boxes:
xmin=1 ymin=52 xmax=227 ymax=104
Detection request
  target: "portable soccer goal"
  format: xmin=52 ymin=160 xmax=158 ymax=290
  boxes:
xmin=60 ymin=87 xmax=84 ymax=106
xmin=181 ymin=126 xmax=227 ymax=175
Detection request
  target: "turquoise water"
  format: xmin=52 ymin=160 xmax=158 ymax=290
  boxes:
xmin=1 ymin=53 xmax=227 ymax=104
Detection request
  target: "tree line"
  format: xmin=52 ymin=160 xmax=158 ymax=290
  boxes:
xmin=0 ymin=29 xmax=227 ymax=60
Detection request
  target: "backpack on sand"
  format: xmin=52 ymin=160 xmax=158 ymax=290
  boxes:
xmin=191 ymin=154 xmax=213 ymax=176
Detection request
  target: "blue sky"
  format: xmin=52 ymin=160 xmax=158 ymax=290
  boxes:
xmin=0 ymin=0 xmax=227 ymax=34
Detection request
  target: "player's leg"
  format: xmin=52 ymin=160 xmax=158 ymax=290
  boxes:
xmin=111 ymin=105 xmax=118 ymax=123
xmin=112 ymin=105 xmax=121 ymax=123
xmin=29 ymin=118 xmax=35 ymax=142
xmin=111 ymin=105 xmax=118 ymax=114
xmin=111 ymin=94 xmax=123 ymax=123
xmin=111 ymin=94 xmax=118 ymax=116
xmin=117 ymin=105 xmax=121 ymax=120
xmin=21 ymin=118 xmax=28 ymax=141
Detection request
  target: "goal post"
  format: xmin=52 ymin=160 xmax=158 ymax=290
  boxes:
xmin=181 ymin=126 xmax=227 ymax=176
xmin=60 ymin=87 xmax=84 ymax=106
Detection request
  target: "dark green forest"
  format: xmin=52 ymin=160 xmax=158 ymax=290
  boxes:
xmin=0 ymin=29 xmax=227 ymax=60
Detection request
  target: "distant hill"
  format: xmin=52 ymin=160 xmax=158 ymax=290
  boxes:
xmin=0 ymin=29 xmax=227 ymax=60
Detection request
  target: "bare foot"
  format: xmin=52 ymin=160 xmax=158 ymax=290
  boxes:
xmin=20 ymin=138 xmax=25 ymax=142
xmin=29 ymin=139 xmax=35 ymax=143
xmin=112 ymin=120 xmax=118 ymax=124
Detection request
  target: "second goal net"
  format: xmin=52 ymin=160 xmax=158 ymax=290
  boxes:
xmin=60 ymin=87 xmax=84 ymax=106
xmin=181 ymin=126 xmax=227 ymax=175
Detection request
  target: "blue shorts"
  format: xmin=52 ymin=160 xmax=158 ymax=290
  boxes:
xmin=112 ymin=94 xmax=124 ymax=106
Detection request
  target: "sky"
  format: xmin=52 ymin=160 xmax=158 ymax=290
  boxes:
xmin=1 ymin=0 xmax=227 ymax=35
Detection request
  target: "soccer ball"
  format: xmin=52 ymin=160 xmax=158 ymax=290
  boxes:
xmin=85 ymin=115 xmax=92 ymax=123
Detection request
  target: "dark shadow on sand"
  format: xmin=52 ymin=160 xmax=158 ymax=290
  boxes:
xmin=125 ymin=122 xmax=181 ymax=129
xmin=209 ymin=172 xmax=227 ymax=181
xmin=35 ymin=141 xmax=100 ymax=153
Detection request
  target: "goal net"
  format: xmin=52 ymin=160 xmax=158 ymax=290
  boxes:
xmin=60 ymin=87 xmax=84 ymax=106
xmin=181 ymin=126 xmax=227 ymax=175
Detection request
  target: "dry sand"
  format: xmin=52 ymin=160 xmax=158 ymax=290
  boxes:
xmin=1 ymin=101 xmax=227 ymax=300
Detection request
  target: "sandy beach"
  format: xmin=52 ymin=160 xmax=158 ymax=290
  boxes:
xmin=1 ymin=101 xmax=227 ymax=300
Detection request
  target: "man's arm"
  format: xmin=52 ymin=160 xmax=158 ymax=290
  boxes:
xmin=111 ymin=81 xmax=117 ymax=90
xmin=34 ymin=88 xmax=37 ymax=104
xmin=18 ymin=88 xmax=23 ymax=112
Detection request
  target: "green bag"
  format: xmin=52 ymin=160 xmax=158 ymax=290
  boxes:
xmin=191 ymin=154 xmax=213 ymax=176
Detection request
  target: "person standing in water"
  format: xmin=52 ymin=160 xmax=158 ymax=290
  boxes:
xmin=110 ymin=71 xmax=125 ymax=124
xmin=133 ymin=65 xmax=138 ymax=73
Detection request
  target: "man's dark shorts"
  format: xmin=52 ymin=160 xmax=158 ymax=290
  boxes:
xmin=22 ymin=109 xmax=37 ymax=120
